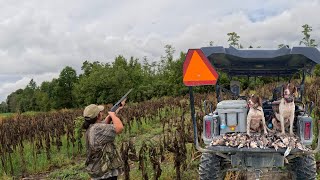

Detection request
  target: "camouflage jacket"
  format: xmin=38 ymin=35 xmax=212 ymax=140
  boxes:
xmin=85 ymin=123 xmax=123 ymax=179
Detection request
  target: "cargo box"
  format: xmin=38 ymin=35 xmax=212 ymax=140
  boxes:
xmin=216 ymin=100 xmax=248 ymax=134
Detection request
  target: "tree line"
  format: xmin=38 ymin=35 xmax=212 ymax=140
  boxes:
xmin=1 ymin=45 xmax=190 ymax=113
xmin=0 ymin=24 xmax=319 ymax=113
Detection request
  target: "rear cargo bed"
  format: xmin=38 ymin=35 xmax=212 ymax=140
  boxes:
xmin=206 ymin=145 xmax=310 ymax=154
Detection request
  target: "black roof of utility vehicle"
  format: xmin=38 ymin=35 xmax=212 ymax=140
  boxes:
xmin=200 ymin=46 xmax=320 ymax=76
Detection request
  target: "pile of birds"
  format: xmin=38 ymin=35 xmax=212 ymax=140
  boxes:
xmin=210 ymin=133 xmax=310 ymax=151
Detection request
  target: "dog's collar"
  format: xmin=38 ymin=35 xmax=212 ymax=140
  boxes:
xmin=284 ymin=95 xmax=294 ymax=103
xmin=253 ymin=105 xmax=262 ymax=111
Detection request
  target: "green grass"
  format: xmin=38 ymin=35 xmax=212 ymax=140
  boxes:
xmin=21 ymin=111 xmax=40 ymax=116
xmin=0 ymin=111 xmax=42 ymax=119
xmin=0 ymin=136 xmax=85 ymax=178
xmin=48 ymin=163 xmax=89 ymax=180
xmin=0 ymin=113 xmax=14 ymax=118
xmin=116 ymin=109 xmax=164 ymax=146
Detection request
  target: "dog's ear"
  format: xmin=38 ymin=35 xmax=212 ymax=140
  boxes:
xmin=281 ymin=84 xmax=285 ymax=97
xmin=258 ymin=97 xmax=262 ymax=107
xmin=293 ymin=86 xmax=298 ymax=98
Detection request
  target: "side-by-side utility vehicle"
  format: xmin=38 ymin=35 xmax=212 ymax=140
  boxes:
xmin=183 ymin=46 xmax=320 ymax=180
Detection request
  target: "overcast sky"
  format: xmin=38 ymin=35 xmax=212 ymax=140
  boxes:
xmin=1 ymin=0 xmax=320 ymax=101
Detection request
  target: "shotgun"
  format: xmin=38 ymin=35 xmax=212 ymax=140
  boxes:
xmin=110 ymin=88 xmax=133 ymax=112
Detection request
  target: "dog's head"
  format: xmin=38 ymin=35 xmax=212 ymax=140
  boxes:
xmin=248 ymin=94 xmax=262 ymax=108
xmin=282 ymin=83 xmax=297 ymax=99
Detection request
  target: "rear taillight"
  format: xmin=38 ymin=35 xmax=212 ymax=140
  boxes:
xmin=205 ymin=120 xmax=212 ymax=138
xmin=304 ymin=122 xmax=311 ymax=140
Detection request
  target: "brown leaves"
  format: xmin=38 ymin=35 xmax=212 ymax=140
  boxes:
xmin=118 ymin=96 xmax=198 ymax=180
xmin=0 ymin=109 xmax=82 ymax=175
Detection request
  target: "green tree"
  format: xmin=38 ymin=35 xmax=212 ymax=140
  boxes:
xmin=81 ymin=60 xmax=107 ymax=77
xmin=162 ymin=51 xmax=188 ymax=96
xmin=24 ymin=79 xmax=37 ymax=111
xmin=5 ymin=79 xmax=38 ymax=112
xmin=158 ymin=45 xmax=175 ymax=73
xmin=314 ymin=65 xmax=320 ymax=76
xmin=227 ymin=32 xmax=241 ymax=48
xmin=156 ymin=45 xmax=178 ymax=97
xmin=6 ymin=89 xmax=23 ymax=112
xmin=39 ymin=80 xmax=57 ymax=109
xmin=34 ymin=89 xmax=50 ymax=111
xmin=300 ymin=24 xmax=318 ymax=47
xmin=56 ymin=66 xmax=78 ymax=108
xmin=299 ymin=24 xmax=320 ymax=76
xmin=74 ymin=61 xmax=110 ymax=106
xmin=0 ymin=101 xmax=8 ymax=113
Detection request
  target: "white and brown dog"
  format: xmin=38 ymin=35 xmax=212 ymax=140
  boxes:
xmin=247 ymin=94 xmax=267 ymax=136
xmin=272 ymin=83 xmax=297 ymax=135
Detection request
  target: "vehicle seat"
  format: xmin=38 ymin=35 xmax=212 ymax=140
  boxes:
xmin=230 ymin=81 xmax=240 ymax=96
xmin=272 ymin=85 xmax=283 ymax=101
xmin=295 ymin=105 xmax=305 ymax=116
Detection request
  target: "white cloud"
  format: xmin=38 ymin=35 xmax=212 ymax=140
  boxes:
xmin=171 ymin=0 xmax=320 ymax=51
xmin=0 ymin=0 xmax=320 ymax=101
xmin=0 ymin=72 xmax=59 ymax=101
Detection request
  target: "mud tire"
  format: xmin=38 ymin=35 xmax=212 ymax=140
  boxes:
xmin=199 ymin=153 xmax=226 ymax=180
xmin=290 ymin=154 xmax=317 ymax=180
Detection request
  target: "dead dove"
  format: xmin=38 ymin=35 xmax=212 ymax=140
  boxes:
xmin=238 ymin=143 xmax=244 ymax=149
xmin=271 ymin=139 xmax=281 ymax=151
xmin=288 ymin=138 xmax=296 ymax=149
xmin=296 ymin=142 xmax=308 ymax=151
xmin=281 ymin=136 xmax=289 ymax=146
xmin=210 ymin=133 xmax=310 ymax=152
xmin=211 ymin=138 xmax=225 ymax=146
xmin=256 ymin=139 xmax=264 ymax=149
xmin=250 ymin=141 xmax=258 ymax=148
xmin=272 ymin=142 xmax=279 ymax=151
xmin=262 ymin=136 xmax=268 ymax=148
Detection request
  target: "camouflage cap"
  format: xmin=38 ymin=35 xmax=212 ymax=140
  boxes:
xmin=83 ymin=104 xmax=105 ymax=119
xmin=97 ymin=105 xmax=105 ymax=112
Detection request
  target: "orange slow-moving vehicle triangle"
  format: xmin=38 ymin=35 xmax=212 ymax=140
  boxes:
xmin=183 ymin=49 xmax=219 ymax=86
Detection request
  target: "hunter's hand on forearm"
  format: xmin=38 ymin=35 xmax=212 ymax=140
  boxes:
xmin=115 ymin=101 xmax=125 ymax=114
xmin=108 ymin=111 xmax=124 ymax=134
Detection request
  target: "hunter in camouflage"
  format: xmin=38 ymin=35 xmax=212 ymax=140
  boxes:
xmin=82 ymin=104 xmax=125 ymax=180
